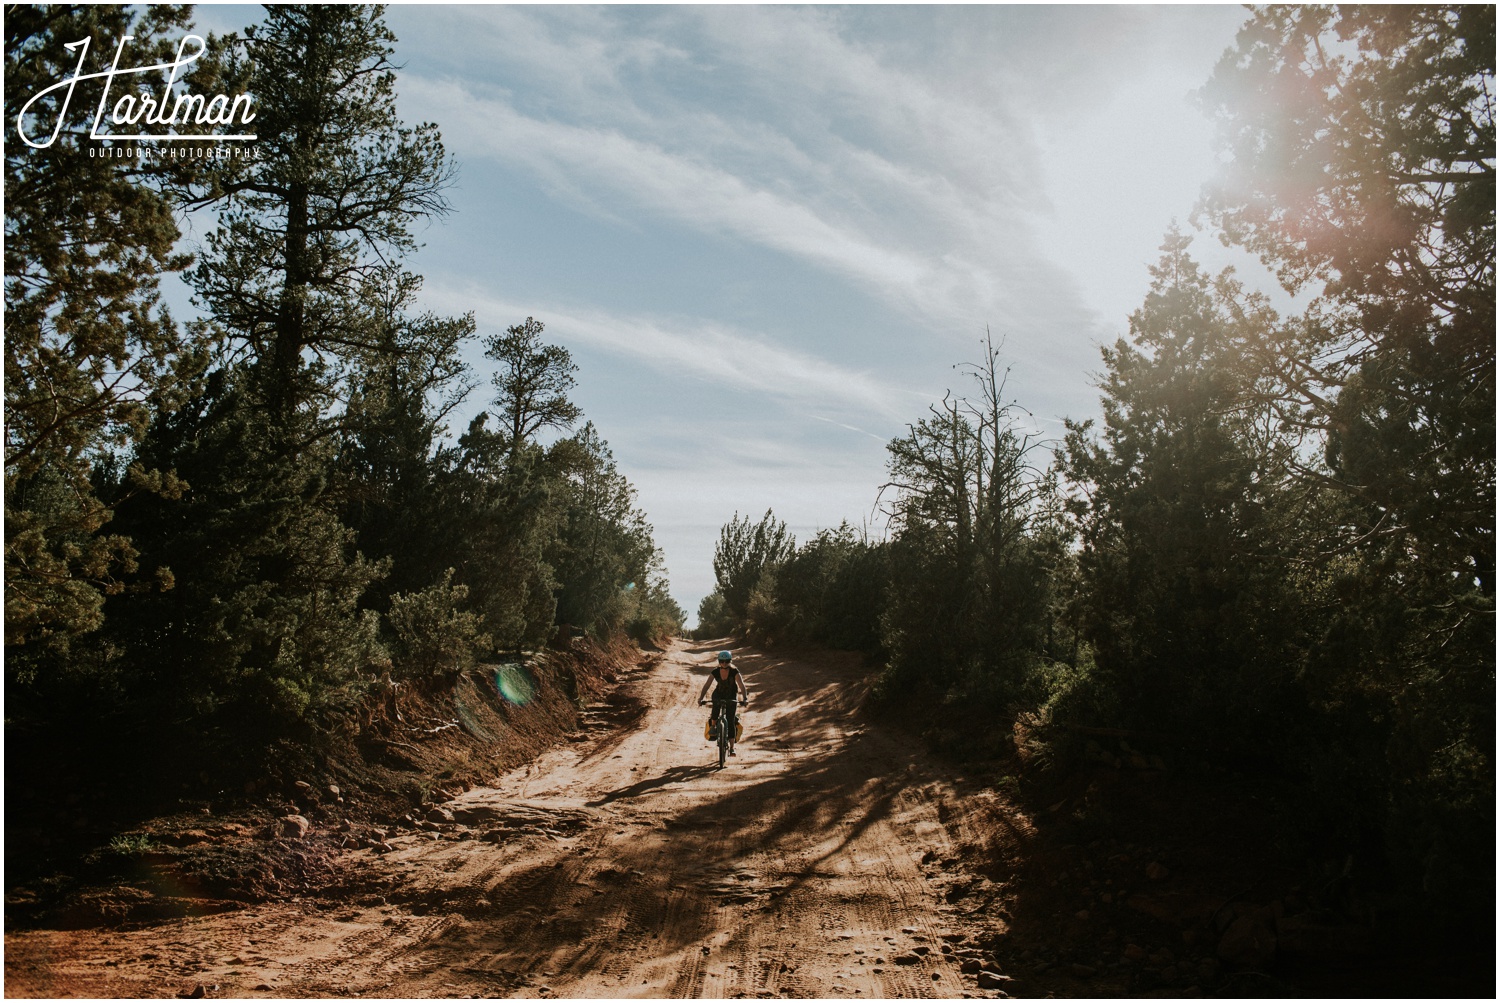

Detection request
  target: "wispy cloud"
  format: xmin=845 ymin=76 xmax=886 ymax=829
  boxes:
xmin=422 ymin=280 xmax=914 ymax=423
xmin=409 ymin=78 xmax=956 ymax=322
xmin=397 ymin=5 xmax=1104 ymax=345
xmin=810 ymin=415 xmax=887 ymax=442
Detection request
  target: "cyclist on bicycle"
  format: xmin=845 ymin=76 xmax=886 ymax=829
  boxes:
xmin=698 ymin=650 xmax=748 ymax=754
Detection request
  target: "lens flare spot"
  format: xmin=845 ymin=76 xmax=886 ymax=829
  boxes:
xmin=494 ymin=663 xmax=535 ymax=706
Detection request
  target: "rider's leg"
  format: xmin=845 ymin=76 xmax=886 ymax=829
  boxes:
xmin=726 ymin=700 xmax=738 ymax=751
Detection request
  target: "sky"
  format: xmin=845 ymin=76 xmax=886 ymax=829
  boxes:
xmin=180 ymin=4 xmax=1269 ymax=624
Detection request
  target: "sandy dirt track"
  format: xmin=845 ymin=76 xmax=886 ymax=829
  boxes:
xmin=6 ymin=640 xmax=1031 ymax=998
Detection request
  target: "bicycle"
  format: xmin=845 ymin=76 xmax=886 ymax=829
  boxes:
xmin=701 ymin=697 xmax=747 ymax=769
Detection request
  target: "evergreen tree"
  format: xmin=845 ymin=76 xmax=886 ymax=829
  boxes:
xmin=548 ymin=424 xmax=658 ymax=638
xmin=484 ymin=316 xmax=583 ymax=456
xmin=1062 ymin=231 xmax=1302 ymax=745
xmin=1198 ymin=5 xmax=1493 ymax=911
xmin=1199 ymin=4 xmax=1494 ymax=593
xmin=713 ymin=510 xmax=794 ymax=621
xmin=431 ymin=414 xmax=562 ymax=652
xmin=114 ymin=5 xmax=457 ymax=728
xmin=4 ymin=5 xmax=220 ymax=652
xmin=4 ymin=2 xmax=684 ymax=806
xmin=189 ymin=4 xmax=454 ymax=428
xmin=336 ymin=273 xmax=479 ymax=608
xmin=765 ymin=524 xmax=888 ymax=653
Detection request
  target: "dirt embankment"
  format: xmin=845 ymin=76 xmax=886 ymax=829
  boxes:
xmin=6 ymin=639 xmax=1491 ymax=999
xmin=4 ymin=635 xmax=647 ymax=931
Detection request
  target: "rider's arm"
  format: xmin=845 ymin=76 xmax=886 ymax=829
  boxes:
xmin=698 ymin=676 xmax=713 ymax=701
xmin=737 ymin=673 xmax=748 ymax=701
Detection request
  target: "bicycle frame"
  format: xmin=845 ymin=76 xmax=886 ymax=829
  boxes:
xmin=714 ymin=699 xmax=733 ymax=769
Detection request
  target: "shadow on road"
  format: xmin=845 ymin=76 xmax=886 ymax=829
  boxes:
xmin=419 ymin=643 xmax=1037 ymax=991
xmin=585 ymin=764 xmax=719 ymax=806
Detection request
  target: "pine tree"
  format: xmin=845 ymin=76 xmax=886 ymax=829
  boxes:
xmin=713 ymin=510 xmax=794 ymax=621
xmin=548 ymin=423 xmax=659 ymax=637
xmin=189 ymin=4 xmax=454 ymax=428
xmin=485 ymin=317 xmax=583 ymax=456
xmin=4 ymin=5 xmax=219 ymax=651
xmin=115 ymin=5 xmax=458 ymax=727
xmin=1062 ymin=230 xmax=1301 ymax=742
xmin=1199 ymin=7 xmax=1494 ymax=912
xmin=1199 ymin=4 xmax=1494 ymax=593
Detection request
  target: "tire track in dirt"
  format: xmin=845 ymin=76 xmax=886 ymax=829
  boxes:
xmin=5 ymin=640 xmax=1031 ymax=998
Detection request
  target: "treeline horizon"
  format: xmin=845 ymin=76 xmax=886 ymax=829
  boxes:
xmin=697 ymin=7 xmax=1494 ymax=928
xmin=6 ymin=6 xmax=683 ymax=790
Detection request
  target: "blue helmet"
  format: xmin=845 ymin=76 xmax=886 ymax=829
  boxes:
xmin=717 ymin=650 xmax=733 ymax=662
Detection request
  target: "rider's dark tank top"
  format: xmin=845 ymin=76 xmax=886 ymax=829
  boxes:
xmin=712 ymin=666 xmax=740 ymax=696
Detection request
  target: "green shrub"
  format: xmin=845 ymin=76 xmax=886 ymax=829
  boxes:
xmin=107 ymin=832 xmax=158 ymax=857
xmin=694 ymin=591 xmax=734 ymax=639
xmin=713 ymin=510 xmax=794 ymax=619
xmin=388 ymin=568 xmax=492 ymax=678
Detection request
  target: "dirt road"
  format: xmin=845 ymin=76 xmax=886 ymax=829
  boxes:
xmin=7 ymin=640 xmax=1031 ymax=998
